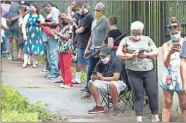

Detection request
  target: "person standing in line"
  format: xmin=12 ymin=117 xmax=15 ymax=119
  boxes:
xmin=41 ymin=2 xmax=60 ymax=79
xmin=22 ymin=3 xmax=45 ymax=68
xmin=53 ymin=13 xmax=74 ymax=89
xmin=81 ymin=2 xmax=109 ymax=96
xmin=180 ymin=40 xmax=186 ymax=95
xmin=70 ymin=2 xmax=94 ymax=84
xmin=4 ymin=0 xmax=20 ymax=60
xmin=116 ymin=21 xmax=159 ymax=122
xmin=160 ymin=17 xmax=186 ymax=122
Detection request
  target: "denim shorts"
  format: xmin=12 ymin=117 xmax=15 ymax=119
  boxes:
xmin=160 ymin=68 xmax=183 ymax=92
xmin=77 ymin=48 xmax=88 ymax=66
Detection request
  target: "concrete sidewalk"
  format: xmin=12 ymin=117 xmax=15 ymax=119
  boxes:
xmin=2 ymin=59 xmax=152 ymax=122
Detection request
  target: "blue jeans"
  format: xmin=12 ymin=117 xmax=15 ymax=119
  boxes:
xmin=84 ymin=55 xmax=100 ymax=91
xmin=46 ymin=37 xmax=59 ymax=77
xmin=2 ymin=35 xmax=9 ymax=53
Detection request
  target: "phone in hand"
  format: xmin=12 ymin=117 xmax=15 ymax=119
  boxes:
xmin=173 ymin=43 xmax=181 ymax=49
xmin=92 ymin=71 xmax=97 ymax=75
xmin=138 ymin=50 xmax=145 ymax=55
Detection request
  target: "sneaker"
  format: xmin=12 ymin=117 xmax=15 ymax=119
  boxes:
xmin=73 ymin=79 xmax=81 ymax=84
xmin=80 ymin=87 xmax=89 ymax=92
xmin=59 ymin=84 xmax=73 ymax=89
xmin=46 ymin=74 xmax=59 ymax=80
xmin=113 ymin=106 xmax=120 ymax=115
xmin=88 ymin=106 xmax=104 ymax=114
xmin=54 ymin=79 xmax=63 ymax=83
xmin=7 ymin=55 xmax=13 ymax=60
xmin=40 ymin=69 xmax=49 ymax=73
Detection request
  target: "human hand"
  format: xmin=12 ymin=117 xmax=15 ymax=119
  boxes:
xmin=84 ymin=49 xmax=90 ymax=58
xmin=53 ymin=30 xmax=59 ymax=35
xmin=91 ymin=74 xmax=98 ymax=81
xmin=138 ymin=51 xmax=149 ymax=59
xmin=131 ymin=50 xmax=139 ymax=58
xmin=23 ymin=35 xmax=27 ymax=41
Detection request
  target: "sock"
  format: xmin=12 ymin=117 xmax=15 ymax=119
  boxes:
xmin=75 ymin=72 xmax=81 ymax=81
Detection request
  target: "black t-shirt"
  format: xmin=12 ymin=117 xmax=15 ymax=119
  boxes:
xmin=105 ymin=29 xmax=122 ymax=46
xmin=76 ymin=12 xmax=94 ymax=49
xmin=72 ymin=13 xmax=81 ymax=38
xmin=95 ymin=58 xmax=125 ymax=81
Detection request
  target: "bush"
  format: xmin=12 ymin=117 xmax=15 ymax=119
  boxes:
xmin=1 ymin=84 xmax=53 ymax=122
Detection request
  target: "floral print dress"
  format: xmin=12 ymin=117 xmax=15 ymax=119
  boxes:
xmin=24 ymin=14 xmax=44 ymax=55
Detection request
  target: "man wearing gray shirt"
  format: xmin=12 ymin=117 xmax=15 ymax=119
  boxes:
xmin=180 ymin=40 xmax=186 ymax=94
xmin=81 ymin=2 xmax=109 ymax=95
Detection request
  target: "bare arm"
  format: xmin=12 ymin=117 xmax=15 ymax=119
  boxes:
xmin=10 ymin=15 xmax=20 ymax=22
xmin=116 ymin=46 xmax=135 ymax=60
xmin=107 ymin=37 xmax=114 ymax=50
xmin=162 ymin=43 xmax=172 ymax=68
xmin=97 ymin=72 xmax=120 ymax=81
xmin=75 ymin=27 xmax=85 ymax=34
xmin=57 ymin=33 xmax=72 ymax=41
xmin=180 ymin=58 xmax=186 ymax=88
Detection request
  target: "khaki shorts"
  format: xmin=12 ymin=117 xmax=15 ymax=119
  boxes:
xmin=89 ymin=80 xmax=127 ymax=95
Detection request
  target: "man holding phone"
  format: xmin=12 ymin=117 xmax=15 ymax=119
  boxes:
xmin=180 ymin=40 xmax=186 ymax=94
xmin=88 ymin=47 xmax=127 ymax=114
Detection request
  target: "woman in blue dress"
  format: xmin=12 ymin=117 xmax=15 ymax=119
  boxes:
xmin=22 ymin=3 xmax=45 ymax=68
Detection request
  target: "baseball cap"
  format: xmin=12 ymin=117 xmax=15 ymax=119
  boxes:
xmin=99 ymin=47 xmax=111 ymax=56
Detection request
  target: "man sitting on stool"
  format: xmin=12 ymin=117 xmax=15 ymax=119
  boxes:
xmin=88 ymin=47 xmax=127 ymax=115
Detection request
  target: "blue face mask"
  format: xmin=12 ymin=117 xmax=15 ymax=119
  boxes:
xmin=170 ymin=33 xmax=180 ymax=41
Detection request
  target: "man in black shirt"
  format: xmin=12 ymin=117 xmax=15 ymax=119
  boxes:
xmin=70 ymin=2 xmax=94 ymax=84
xmin=88 ymin=47 xmax=127 ymax=114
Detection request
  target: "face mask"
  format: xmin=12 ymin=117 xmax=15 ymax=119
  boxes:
xmin=30 ymin=6 xmax=37 ymax=13
xmin=94 ymin=11 xmax=103 ymax=20
xmin=132 ymin=35 xmax=141 ymax=41
xmin=101 ymin=56 xmax=109 ymax=64
xmin=170 ymin=33 xmax=180 ymax=41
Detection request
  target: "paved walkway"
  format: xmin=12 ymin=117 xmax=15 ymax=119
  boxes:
xmin=2 ymin=58 xmax=152 ymax=122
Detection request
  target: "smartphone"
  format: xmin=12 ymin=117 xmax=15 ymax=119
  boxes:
xmin=173 ymin=43 xmax=181 ymax=49
xmin=138 ymin=50 xmax=145 ymax=54
xmin=92 ymin=71 xmax=97 ymax=75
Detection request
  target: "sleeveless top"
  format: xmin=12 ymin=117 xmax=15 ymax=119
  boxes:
xmin=160 ymin=39 xmax=184 ymax=92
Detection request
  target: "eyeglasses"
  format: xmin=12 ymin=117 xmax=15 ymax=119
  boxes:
xmin=168 ymin=25 xmax=178 ymax=30
xmin=131 ymin=32 xmax=142 ymax=36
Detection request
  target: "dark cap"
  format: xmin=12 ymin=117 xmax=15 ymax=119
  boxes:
xmin=99 ymin=47 xmax=111 ymax=56
xmin=41 ymin=1 xmax=52 ymax=9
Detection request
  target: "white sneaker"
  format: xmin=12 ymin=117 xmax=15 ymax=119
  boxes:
xmin=73 ymin=79 xmax=81 ymax=84
xmin=7 ymin=55 xmax=13 ymax=60
xmin=59 ymin=84 xmax=73 ymax=89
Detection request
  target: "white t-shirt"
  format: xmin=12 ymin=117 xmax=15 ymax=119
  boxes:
xmin=46 ymin=7 xmax=60 ymax=24
xmin=1 ymin=17 xmax=7 ymax=43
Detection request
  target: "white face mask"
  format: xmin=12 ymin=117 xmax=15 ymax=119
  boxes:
xmin=101 ymin=56 xmax=110 ymax=64
xmin=132 ymin=35 xmax=141 ymax=40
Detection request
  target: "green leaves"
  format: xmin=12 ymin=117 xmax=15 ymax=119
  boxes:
xmin=1 ymin=84 xmax=53 ymax=122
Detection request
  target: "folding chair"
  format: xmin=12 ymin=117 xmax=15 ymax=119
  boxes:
xmin=100 ymin=61 xmax=134 ymax=113
xmin=100 ymin=87 xmax=134 ymax=113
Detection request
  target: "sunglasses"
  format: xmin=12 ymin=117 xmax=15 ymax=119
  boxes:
xmin=168 ymin=25 xmax=178 ymax=30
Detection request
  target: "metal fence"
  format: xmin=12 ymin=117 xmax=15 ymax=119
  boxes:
xmin=37 ymin=1 xmax=186 ymax=47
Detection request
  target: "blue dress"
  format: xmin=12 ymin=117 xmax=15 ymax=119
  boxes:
xmin=24 ymin=14 xmax=44 ymax=55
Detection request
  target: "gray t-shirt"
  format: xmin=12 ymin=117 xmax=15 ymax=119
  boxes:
xmin=119 ymin=35 xmax=158 ymax=71
xmin=91 ymin=19 xmax=109 ymax=49
xmin=4 ymin=2 xmax=19 ymax=19
xmin=180 ymin=40 xmax=186 ymax=58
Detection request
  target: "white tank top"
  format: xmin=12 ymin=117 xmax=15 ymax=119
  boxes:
xmin=168 ymin=39 xmax=184 ymax=71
